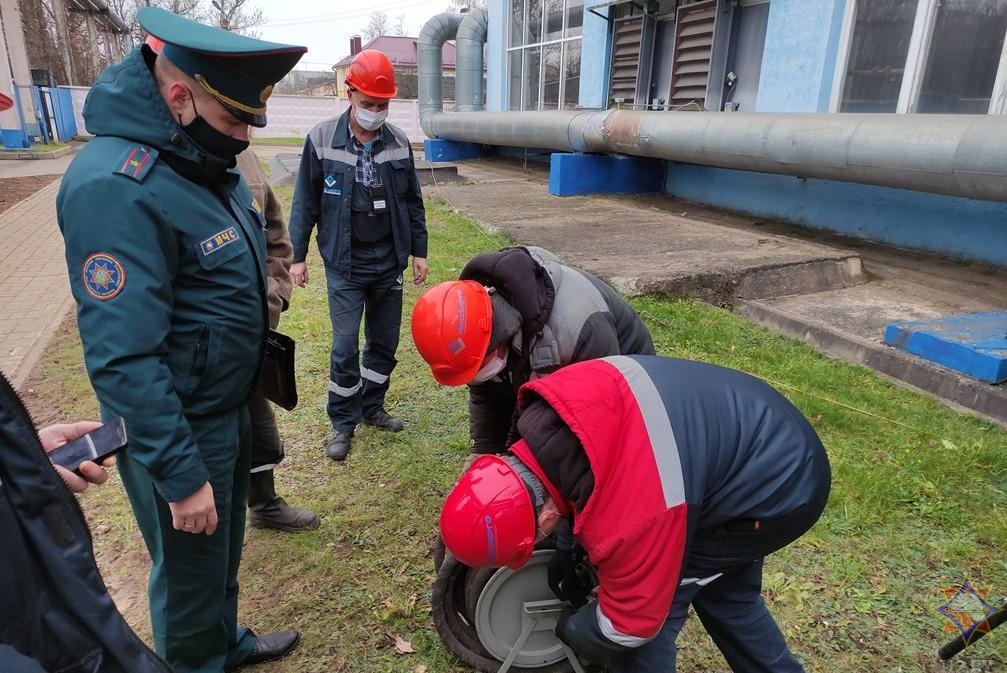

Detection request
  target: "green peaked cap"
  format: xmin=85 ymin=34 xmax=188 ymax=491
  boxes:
xmin=138 ymin=7 xmax=306 ymax=127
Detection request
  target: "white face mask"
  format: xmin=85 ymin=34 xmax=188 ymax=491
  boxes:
xmin=470 ymin=346 xmax=509 ymax=384
xmin=354 ymin=106 xmax=387 ymax=131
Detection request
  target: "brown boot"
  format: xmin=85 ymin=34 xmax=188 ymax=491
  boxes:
xmin=248 ymin=470 xmax=320 ymax=532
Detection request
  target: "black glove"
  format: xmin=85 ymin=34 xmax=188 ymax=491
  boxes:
xmin=548 ymin=545 xmax=596 ymax=608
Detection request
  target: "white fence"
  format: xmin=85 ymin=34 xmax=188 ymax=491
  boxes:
xmin=64 ymin=86 xmax=449 ymax=143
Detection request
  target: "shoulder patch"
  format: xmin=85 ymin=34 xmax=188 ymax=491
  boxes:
xmin=82 ymin=252 xmax=126 ymax=301
xmin=113 ymin=145 xmax=158 ymax=182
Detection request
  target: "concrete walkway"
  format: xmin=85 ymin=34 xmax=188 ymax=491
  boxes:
xmin=0 ymin=146 xmax=78 ymax=179
xmin=0 ymin=179 xmax=73 ymax=387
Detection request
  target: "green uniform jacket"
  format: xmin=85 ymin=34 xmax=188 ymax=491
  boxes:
xmin=57 ymin=49 xmax=269 ymax=503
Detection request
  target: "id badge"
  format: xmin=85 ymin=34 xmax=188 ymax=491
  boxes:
xmin=371 ymin=183 xmax=389 ymax=215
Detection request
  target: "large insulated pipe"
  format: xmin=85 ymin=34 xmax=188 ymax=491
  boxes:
xmin=422 ymin=110 xmax=1007 ymax=202
xmin=418 ymin=13 xmax=464 ymax=121
xmin=455 ymin=8 xmax=488 ymax=112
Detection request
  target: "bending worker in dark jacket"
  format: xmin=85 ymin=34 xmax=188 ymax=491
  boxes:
xmin=440 ymin=356 xmax=832 ymax=672
xmin=289 ymin=49 xmax=428 ymax=462
xmin=412 ymin=246 xmax=654 ymax=454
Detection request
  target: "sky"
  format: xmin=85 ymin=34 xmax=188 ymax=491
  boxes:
xmin=251 ymin=0 xmax=459 ymax=72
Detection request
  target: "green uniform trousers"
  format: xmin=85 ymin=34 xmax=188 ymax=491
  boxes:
xmin=116 ymin=405 xmax=256 ymax=673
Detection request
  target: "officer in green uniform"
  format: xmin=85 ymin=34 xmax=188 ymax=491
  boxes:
xmin=56 ymin=9 xmax=306 ymax=673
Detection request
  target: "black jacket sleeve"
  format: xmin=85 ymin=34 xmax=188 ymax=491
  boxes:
xmin=468 ymin=379 xmax=516 ymax=454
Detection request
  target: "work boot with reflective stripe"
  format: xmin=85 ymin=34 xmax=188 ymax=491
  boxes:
xmin=248 ymin=470 xmax=320 ymax=532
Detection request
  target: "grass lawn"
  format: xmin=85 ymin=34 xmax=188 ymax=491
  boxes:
xmin=251 ymin=136 xmax=306 ymax=146
xmin=30 ymin=188 xmax=1006 ymax=672
xmin=0 ymin=141 xmax=65 ymax=152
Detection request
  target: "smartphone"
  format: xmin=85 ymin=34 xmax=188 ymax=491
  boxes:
xmin=47 ymin=418 xmax=128 ymax=475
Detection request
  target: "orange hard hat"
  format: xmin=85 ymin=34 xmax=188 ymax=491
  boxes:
xmin=440 ymin=454 xmax=538 ymax=570
xmin=345 ymin=49 xmax=398 ymax=99
xmin=145 ymin=35 xmax=165 ymax=53
xmin=411 ymin=280 xmax=493 ymax=386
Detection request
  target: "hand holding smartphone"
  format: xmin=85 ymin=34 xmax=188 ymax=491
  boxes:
xmin=46 ymin=418 xmax=128 ymax=475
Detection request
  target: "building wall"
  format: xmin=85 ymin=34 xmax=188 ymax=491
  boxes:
xmin=755 ymin=0 xmax=846 ymax=112
xmin=470 ymin=1 xmax=1007 ymax=267
xmin=665 ymin=164 xmax=1007 ymax=267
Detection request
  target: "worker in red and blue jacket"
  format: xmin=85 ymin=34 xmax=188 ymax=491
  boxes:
xmin=440 ymin=355 xmax=831 ymax=672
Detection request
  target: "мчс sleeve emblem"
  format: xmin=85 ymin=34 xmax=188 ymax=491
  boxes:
xmin=82 ymin=252 xmax=126 ymax=301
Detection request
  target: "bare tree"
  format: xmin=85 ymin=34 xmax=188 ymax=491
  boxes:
xmin=19 ymin=0 xmax=67 ymax=82
xmin=106 ymin=0 xmax=209 ymax=44
xmin=362 ymin=10 xmax=389 ymax=41
xmin=393 ymin=14 xmax=408 ymax=37
xmin=210 ymin=0 xmax=264 ymax=37
xmin=446 ymin=0 xmax=487 ymax=12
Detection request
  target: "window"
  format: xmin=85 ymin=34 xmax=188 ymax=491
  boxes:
xmin=507 ymin=0 xmax=584 ymax=110
xmin=834 ymin=0 xmax=1007 ymax=114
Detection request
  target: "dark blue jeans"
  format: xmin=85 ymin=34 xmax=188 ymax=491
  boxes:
xmin=608 ymin=558 xmax=804 ymax=673
xmin=324 ymin=254 xmax=403 ymax=432
xmin=609 ymin=496 xmax=827 ymax=673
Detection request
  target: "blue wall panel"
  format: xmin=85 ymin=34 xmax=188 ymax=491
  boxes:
xmin=756 ymin=0 xmax=846 ymax=112
xmin=666 ymin=164 xmax=1007 ymax=267
xmin=487 ymin=0 xmax=508 ymax=111
xmin=580 ymin=6 xmax=612 ymax=109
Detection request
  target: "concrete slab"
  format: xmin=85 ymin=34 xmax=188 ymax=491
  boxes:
xmin=430 ymin=169 xmax=867 ymax=305
xmin=884 ymin=312 xmax=1007 ymax=384
xmin=736 ymin=300 xmax=1007 ymax=424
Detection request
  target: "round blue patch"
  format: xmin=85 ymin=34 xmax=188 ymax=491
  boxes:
xmin=82 ymin=252 xmax=126 ymax=301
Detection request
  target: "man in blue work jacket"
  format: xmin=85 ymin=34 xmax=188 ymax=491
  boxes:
xmin=289 ymin=49 xmax=428 ymax=462
xmin=57 ymin=9 xmax=306 ymax=673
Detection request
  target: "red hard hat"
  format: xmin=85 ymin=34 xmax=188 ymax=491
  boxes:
xmin=411 ymin=280 xmax=493 ymax=386
xmin=440 ymin=454 xmax=537 ymax=569
xmin=345 ymin=49 xmax=398 ymax=99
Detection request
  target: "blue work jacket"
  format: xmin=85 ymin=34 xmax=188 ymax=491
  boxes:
xmin=288 ymin=111 xmax=427 ymax=277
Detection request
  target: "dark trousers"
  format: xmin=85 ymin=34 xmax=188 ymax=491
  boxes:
xmin=610 ymin=494 xmax=828 ymax=673
xmin=117 ymin=406 xmax=256 ymax=673
xmin=323 ymin=245 xmax=403 ymax=432
xmin=248 ymin=390 xmax=283 ymax=473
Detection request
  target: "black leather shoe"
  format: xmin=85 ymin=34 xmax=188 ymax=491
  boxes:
xmin=325 ymin=430 xmax=353 ymax=461
xmin=231 ymin=630 xmax=300 ymax=668
xmin=363 ymin=409 xmax=404 ymax=432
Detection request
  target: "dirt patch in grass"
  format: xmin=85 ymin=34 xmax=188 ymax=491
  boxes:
xmin=0 ymin=174 xmax=60 ymax=215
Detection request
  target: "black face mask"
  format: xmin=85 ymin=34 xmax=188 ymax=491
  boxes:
xmin=183 ymin=115 xmax=250 ymax=159
xmin=180 ymin=94 xmax=249 ymax=162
